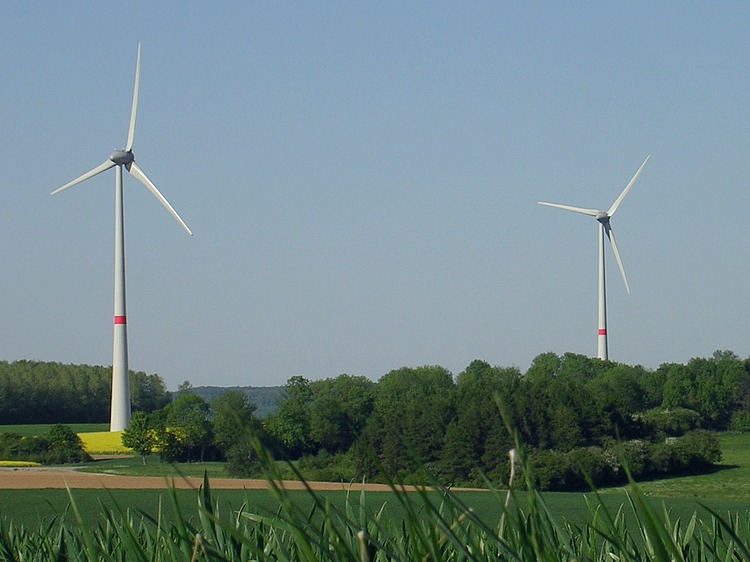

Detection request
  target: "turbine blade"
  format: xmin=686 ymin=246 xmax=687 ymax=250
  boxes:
xmin=604 ymin=222 xmax=630 ymax=294
xmin=607 ymin=155 xmax=651 ymax=217
xmin=51 ymin=160 xmax=115 ymax=195
xmin=128 ymin=161 xmax=193 ymax=236
xmin=537 ymin=201 xmax=600 ymax=217
xmin=125 ymin=43 xmax=142 ymax=152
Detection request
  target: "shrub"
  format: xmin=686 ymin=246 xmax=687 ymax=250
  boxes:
xmin=646 ymin=430 xmax=721 ymax=476
xmin=568 ymin=446 xmax=616 ymax=488
xmin=525 ymin=449 xmax=572 ymax=490
xmin=225 ymin=439 xmax=262 ymax=477
xmin=648 ymin=440 xmax=679 ymax=474
xmin=519 ymin=431 xmax=721 ymax=492
xmin=729 ymin=411 xmax=750 ymax=432
xmin=0 ymin=425 xmax=90 ymax=464
xmin=607 ymin=439 xmax=649 ymax=479
xmin=640 ymin=407 xmax=702 ymax=437
xmin=0 ymin=432 xmax=23 ymax=459
xmin=44 ymin=424 xmax=92 ymax=464
xmin=292 ymin=449 xmax=359 ymax=482
xmin=678 ymin=429 xmax=722 ymax=465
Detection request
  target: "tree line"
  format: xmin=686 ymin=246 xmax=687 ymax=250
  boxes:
xmin=121 ymin=350 xmax=745 ymax=490
xmin=0 ymin=360 xmax=171 ymax=424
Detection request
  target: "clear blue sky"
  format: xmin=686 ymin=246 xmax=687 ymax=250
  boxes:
xmin=2 ymin=3 xmax=749 ymax=389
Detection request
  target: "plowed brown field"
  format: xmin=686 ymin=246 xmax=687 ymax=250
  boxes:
xmin=0 ymin=467 xmax=429 ymax=491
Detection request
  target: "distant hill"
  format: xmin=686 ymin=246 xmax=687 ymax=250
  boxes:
xmin=188 ymin=386 xmax=283 ymax=418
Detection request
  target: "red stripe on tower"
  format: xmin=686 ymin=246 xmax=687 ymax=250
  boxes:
xmin=598 ymin=329 xmax=607 ymax=335
xmin=114 ymin=316 xmax=127 ymax=325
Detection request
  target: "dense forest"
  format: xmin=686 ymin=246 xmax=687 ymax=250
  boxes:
xmin=188 ymin=385 xmax=283 ymax=418
xmin=260 ymin=352 xmax=735 ymax=489
xmin=2 ymin=352 xmax=747 ymax=490
xmin=117 ymin=350 xmax=746 ymax=491
xmin=0 ymin=361 xmax=170 ymax=423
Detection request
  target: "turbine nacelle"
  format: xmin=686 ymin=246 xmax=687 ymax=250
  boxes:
xmin=52 ymin=43 xmax=192 ymax=237
xmin=537 ymin=155 xmax=650 ymax=297
xmin=110 ymin=150 xmax=134 ymax=166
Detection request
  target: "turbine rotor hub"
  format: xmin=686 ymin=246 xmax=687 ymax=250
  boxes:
xmin=595 ymin=211 xmax=609 ymax=224
xmin=109 ymin=150 xmax=134 ymax=166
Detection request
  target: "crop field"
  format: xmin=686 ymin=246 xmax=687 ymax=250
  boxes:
xmin=77 ymin=430 xmax=133 ymax=454
xmin=2 ymin=429 xmax=750 ymax=534
xmin=0 ymin=482 xmax=741 ymax=530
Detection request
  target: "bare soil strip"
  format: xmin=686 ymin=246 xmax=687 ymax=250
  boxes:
xmin=0 ymin=467 xmax=479 ymax=492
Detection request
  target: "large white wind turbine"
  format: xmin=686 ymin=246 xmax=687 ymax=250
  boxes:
xmin=538 ymin=156 xmax=650 ymax=361
xmin=51 ymin=44 xmax=192 ymax=431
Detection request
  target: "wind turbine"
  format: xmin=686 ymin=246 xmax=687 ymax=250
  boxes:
xmin=538 ymin=156 xmax=649 ymax=361
xmin=51 ymin=44 xmax=192 ymax=431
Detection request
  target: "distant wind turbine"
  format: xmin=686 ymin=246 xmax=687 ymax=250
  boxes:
xmin=538 ymin=156 xmax=650 ymax=360
xmin=51 ymin=44 xmax=192 ymax=431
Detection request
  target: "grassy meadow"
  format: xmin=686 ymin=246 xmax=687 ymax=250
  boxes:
xmin=0 ymin=430 xmax=749 ymax=531
xmin=2 ymin=426 xmax=750 ymax=536
xmin=69 ymin=431 xmax=750 ymax=503
xmin=75 ymin=455 xmax=230 ymax=478
xmin=633 ymin=432 xmax=750 ymax=500
xmin=2 ymin=485 xmax=743 ymax=532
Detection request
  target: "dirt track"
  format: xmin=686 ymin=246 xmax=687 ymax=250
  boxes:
xmin=0 ymin=467 xmax=431 ymax=492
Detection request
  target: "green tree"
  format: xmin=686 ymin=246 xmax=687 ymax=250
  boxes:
xmin=121 ymin=411 xmax=154 ymax=464
xmin=360 ymin=365 xmax=455 ymax=480
xmin=639 ymin=368 xmax=666 ymax=408
xmin=661 ymin=363 xmax=697 ymax=410
xmin=267 ymin=375 xmax=313 ymax=458
xmin=694 ymin=351 xmax=745 ymax=428
xmin=558 ymin=352 xmax=610 ymax=381
xmin=514 ymin=371 xmax=552 ymax=449
xmin=211 ymin=390 xmax=266 ymax=476
xmin=524 ymin=352 xmax=561 ymax=382
xmin=211 ymin=391 xmax=259 ymax=451
xmin=156 ymin=394 xmax=213 ymax=462
xmin=174 ymin=380 xmax=194 ymax=399
xmin=586 ymin=363 xmax=645 ymax=439
xmin=130 ymin=371 xmax=171 ymax=413
xmin=308 ymin=374 xmax=375 ymax=454
xmin=46 ymin=424 xmax=91 ymax=464
xmin=439 ymin=360 xmax=518 ymax=485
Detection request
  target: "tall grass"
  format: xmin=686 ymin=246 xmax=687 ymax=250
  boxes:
xmin=2 ymin=434 xmax=750 ymax=559
xmin=3 ymin=454 xmax=750 ymax=560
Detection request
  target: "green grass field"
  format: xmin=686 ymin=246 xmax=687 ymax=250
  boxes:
xmin=73 ymin=433 xmax=750 ymax=502
xmin=633 ymin=432 xmax=750 ymax=500
xmin=2 ymin=429 xmax=750 ymax=531
xmin=1 ymin=481 xmax=746 ymax=532
xmin=76 ymin=456 xmax=231 ymax=478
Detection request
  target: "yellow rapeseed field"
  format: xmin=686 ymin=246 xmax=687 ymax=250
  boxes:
xmin=78 ymin=431 xmax=133 ymax=454
xmin=0 ymin=460 xmax=41 ymax=467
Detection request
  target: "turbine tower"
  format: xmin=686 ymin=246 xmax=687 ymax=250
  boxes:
xmin=51 ymin=44 xmax=192 ymax=431
xmin=538 ymin=156 xmax=649 ymax=360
